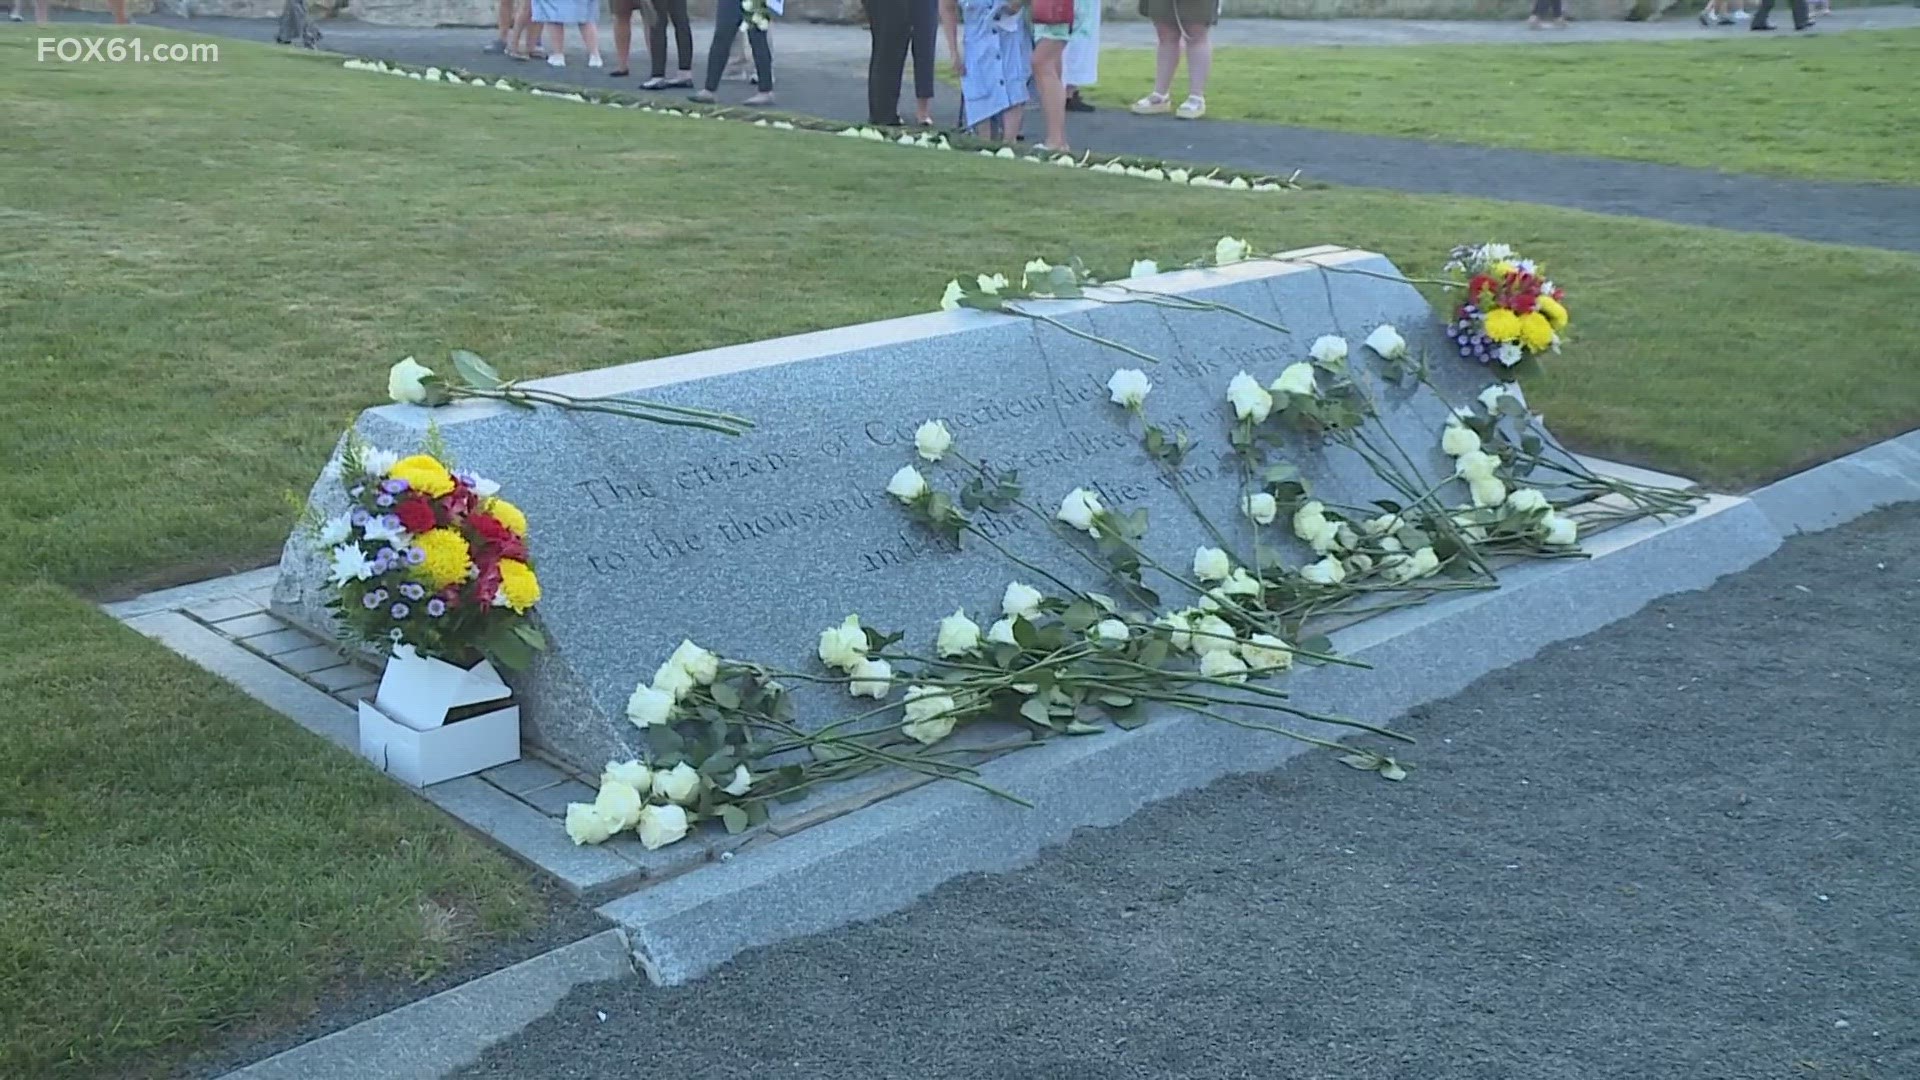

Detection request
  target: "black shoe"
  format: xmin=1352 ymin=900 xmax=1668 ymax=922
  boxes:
xmin=1066 ymin=92 xmax=1094 ymax=113
xmin=1750 ymin=20 xmax=1774 ymax=28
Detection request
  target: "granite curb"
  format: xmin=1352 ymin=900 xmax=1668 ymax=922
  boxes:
xmin=212 ymin=929 xmax=634 ymax=1080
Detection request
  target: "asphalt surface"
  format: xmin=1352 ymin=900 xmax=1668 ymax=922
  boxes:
xmin=450 ymin=503 xmax=1920 ymax=1079
xmin=35 ymin=11 xmax=1920 ymax=254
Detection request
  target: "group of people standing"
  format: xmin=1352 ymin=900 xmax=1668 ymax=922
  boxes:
xmin=873 ymin=0 xmax=1220 ymax=152
xmin=486 ymin=0 xmax=771 ymax=103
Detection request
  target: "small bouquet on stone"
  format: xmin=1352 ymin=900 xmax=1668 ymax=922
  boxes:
xmin=320 ymin=442 xmax=547 ymax=670
xmin=1442 ymin=243 xmax=1568 ymax=369
xmin=742 ymin=0 xmax=772 ymax=31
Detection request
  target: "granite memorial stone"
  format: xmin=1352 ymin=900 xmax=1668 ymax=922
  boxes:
xmin=274 ymin=246 xmax=1514 ymax=773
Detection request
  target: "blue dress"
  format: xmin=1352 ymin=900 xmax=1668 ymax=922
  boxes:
xmin=959 ymin=0 xmax=1030 ymax=129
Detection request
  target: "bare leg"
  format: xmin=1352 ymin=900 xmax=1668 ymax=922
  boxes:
xmin=580 ymin=20 xmax=601 ymax=59
xmin=107 ymin=0 xmax=127 ymax=21
xmin=1181 ymin=24 xmax=1210 ymax=99
xmin=1031 ymin=37 xmax=1067 ymax=149
xmin=1152 ymin=19 xmax=1179 ymax=96
xmin=547 ymin=22 xmax=565 ymax=56
xmin=613 ymin=8 xmax=632 ymax=70
xmin=34 ymin=0 xmax=48 ymax=22
xmin=497 ymin=0 xmax=515 ymax=40
xmin=1001 ymin=101 xmax=1023 ymax=143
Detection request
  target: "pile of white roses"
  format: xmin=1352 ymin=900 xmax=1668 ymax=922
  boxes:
xmin=338 ymin=59 xmax=1298 ymax=194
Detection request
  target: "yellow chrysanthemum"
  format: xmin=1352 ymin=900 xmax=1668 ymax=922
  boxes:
xmin=388 ymin=454 xmax=455 ymax=498
xmin=1482 ymin=308 xmax=1523 ymax=344
xmin=497 ymin=559 xmax=541 ymax=613
xmin=1518 ymin=312 xmax=1555 ymax=352
xmin=1490 ymin=261 xmax=1516 ymax=278
xmin=1538 ymin=295 xmax=1569 ymax=331
xmin=484 ymin=497 xmax=528 ymax=537
xmin=413 ymin=528 xmax=472 ymax=590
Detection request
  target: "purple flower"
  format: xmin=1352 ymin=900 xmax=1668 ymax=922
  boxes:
xmin=426 ymin=599 xmax=447 ymax=617
xmin=350 ymin=507 xmax=371 ymax=526
xmin=375 ymin=493 xmax=395 ymax=508
xmin=405 ymin=546 xmax=426 ymax=566
xmin=362 ymin=592 xmax=383 ymax=609
xmin=400 ymin=582 xmax=425 ymax=601
xmin=381 ymin=478 xmax=410 ymax=494
xmin=390 ymin=603 xmax=411 ymax=619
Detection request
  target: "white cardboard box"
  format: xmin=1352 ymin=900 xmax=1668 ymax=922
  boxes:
xmin=358 ymin=698 xmax=521 ymax=788
xmin=375 ymin=645 xmax=513 ymax=732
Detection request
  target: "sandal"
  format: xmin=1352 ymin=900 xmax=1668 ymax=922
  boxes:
xmin=1174 ymin=95 xmax=1205 ymax=120
xmin=1130 ymin=92 xmax=1171 ymax=115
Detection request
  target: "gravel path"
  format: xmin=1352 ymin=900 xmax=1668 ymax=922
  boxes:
xmin=454 ymin=503 xmax=1920 ymax=1080
xmin=45 ymin=10 xmax=1920 ymax=253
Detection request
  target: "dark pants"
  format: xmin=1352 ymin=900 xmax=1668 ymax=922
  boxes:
xmin=647 ymin=0 xmax=692 ymax=77
xmin=1752 ymin=0 xmax=1811 ymax=26
xmin=703 ymin=0 xmax=771 ymax=91
xmin=1530 ymin=0 xmax=1562 ymax=16
xmin=867 ymin=0 xmax=933 ymax=124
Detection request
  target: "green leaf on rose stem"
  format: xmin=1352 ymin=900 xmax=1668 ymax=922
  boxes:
xmin=810 ymin=741 xmax=858 ymax=763
xmin=744 ymin=801 xmax=770 ymax=826
xmin=1297 ymin=634 xmax=1333 ymax=657
xmin=1061 ymin=601 xmax=1097 ymax=633
xmin=1380 ymin=760 xmax=1409 ymax=782
xmin=701 ymin=750 xmax=736 ymax=776
xmin=774 ymin=787 xmax=810 ymax=804
xmin=646 ymin=725 xmax=684 ymax=758
xmin=710 ymin=682 xmax=741 ymax=711
xmin=718 ymin=805 xmax=750 ymax=834
xmin=1264 ymin=462 xmax=1301 ymax=486
xmin=1097 ymin=693 xmax=1134 ymax=708
xmin=1136 ymin=585 xmax=1162 ymax=609
xmin=450 ymin=349 xmax=504 ymax=389
xmin=1112 ymin=712 xmax=1150 ymax=730
xmin=1144 ymin=426 xmax=1165 ymax=456
xmin=1338 ymin=751 xmax=1383 ymax=772
xmin=1138 ymin=638 xmax=1169 ymax=668
xmin=1018 ymin=697 xmax=1053 ymax=727
xmin=512 ymin=624 xmax=547 ymax=650
xmin=1126 ymin=507 xmax=1149 ymax=537
xmin=1011 ymin=617 xmax=1041 ymax=651
xmin=1520 ymin=434 xmax=1543 ymax=458
xmin=927 ymin=491 xmax=954 ymax=525
xmin=1086 ymin=592 xmax=1117 ymax=613
xmin=1373 ymin=500 xmax=1404 ymax=515
xmin=1065 ymin=719 xmax=1104 ymax=735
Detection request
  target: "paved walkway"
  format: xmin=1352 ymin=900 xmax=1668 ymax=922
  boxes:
xmin=36 ymin=9 xmax=1920 ymax=252
xmin=449 ymin=504 xmax=1920 ymax=1079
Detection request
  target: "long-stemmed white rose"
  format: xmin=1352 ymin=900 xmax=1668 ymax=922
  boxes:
xmin=914 ymin=420 xmax=953 ymax=461
xmin=1057 ymin=487 xmax=1106 ymax=535
xmin=1226 ymin=371 xmax=1274 ymax=424
xmin=1308 ymin=336 xmax=1348 ymax=366
xmin=382 ymin=353 xmax=750 ymax=435
xmin=817 ymin=614 xmax=868 ymax=672
xmin=1364 ymin=323 xmax=1408 ymax=360
xmin=1106 ymin=369 xmax=1153 ymax=409
xmin=936 ymin=608 xmax=982 ymax=656
xmin=886 ymin=465 xmax=930 ymax=503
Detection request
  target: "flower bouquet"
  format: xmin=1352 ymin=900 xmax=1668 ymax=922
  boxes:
xmin=1442 ymin=243 xmax=1569 ymax=368
xmin=318 ymin=443 xmax=545 ymax=784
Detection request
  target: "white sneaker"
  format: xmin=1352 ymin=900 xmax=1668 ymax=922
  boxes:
xmin=547 ymin=52 xmax=566 ymax=68
xmin=586 ymin=52 xmax=604 ymax=68
xmin=1733 ymin=8 xmax=1750 ymax=18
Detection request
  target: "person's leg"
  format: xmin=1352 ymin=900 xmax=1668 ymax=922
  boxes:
xmin=1131 ymin=18 xmax=1178 ymax=111
xmin=867 ymin=0 xmax=911 ymax=124
xmin=581 ymin=14 xmax=602 ymax=61
xmin=744 ymin=23 xmax=773 ymax=95
xmin=667 ymin=0 xmax=693 ymax=79
xmin=1528 ymin=0 xmax=1550 ymax=26
xmin=1179 ymin=22 xmax=1210 ymax=102
xmin=1031 ymin=36 xmax=1067 ymax=149
xmin=611 ymin=0 xmax=634 ymax=73
xmin=1787 ymin=0 xmax=1809 ymax=26
xmin=700 ymin=0 xmax=742 ymax=93
xmin=1750 ymin=0 xmax=1774 ymax=27
xmin=547 ymin=22 xmax=566 ymax=63
xmin=107 ymin=0 xmax=127 ymax=22
xmin=492 ymin=0 xmax=514 ymax=47
xmin=644 ymin=0 xmax=668 ymax=78
xmin=909 ymin=0 xmax=938 ymax=123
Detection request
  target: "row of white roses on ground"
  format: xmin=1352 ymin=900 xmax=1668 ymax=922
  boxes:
xmin=337 ymin=59 xmax=1296 ymax=193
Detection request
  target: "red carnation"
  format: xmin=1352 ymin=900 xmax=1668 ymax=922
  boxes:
xmin=473 ymin=558 xmax=503 ymax=606
xmin=1509 ymin=292 xmax=1537 ymax=315
xmin=395 ymin=496 xmax=437 ymax=534
xmin=440 ymin=486 xmax=478 ymax=520
xmin=1469 ymin=274 xmax=1491 ymax=294
xmin=470 ymin=513 xmax=513 ymax=546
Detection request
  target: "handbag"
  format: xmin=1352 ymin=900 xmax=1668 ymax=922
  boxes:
xmin=1029 ymin=0 xmax=1074 ymax=26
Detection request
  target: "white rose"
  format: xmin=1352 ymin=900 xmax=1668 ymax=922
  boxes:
xmin=1441 ymin=422 xmax=1482 ymax=458
xmin=651 ymin=660 xmax=695 ymax=703
xmin=1022 ymin=258 xmax=1052 ymax=288
xmin=1506 ymin=488 xmax=1549 ymax=513
xmin=387 ymin=357 xmax=436 ymax=404
xmin=1292 ymin=501 xmax=1328 ymax=543
xmin=1307 ymin=335 xmax=1348 ymax=366
xmin=317 ymin=513 xmax=353 ymax=547
xmin=626 ymin=684 xmax=675 ymax=728
xmin=1407 ymin=546 xmax=1441 ymax=578
xmin=564 ymin=802 xmax=621 ymax=845
xmin=603 ymin=759 xmax=653 ymax=793
xmin=1214 ymin=236 xmax=1251 ymax=265
xmin=1270 ymin=362 xmax=1319 ymax=398
xmin=1455 ymin=450 xmax=1500 ymax=482
xmin=1157 ymin=610 xmax=1195 ymax=651
xmin=1057 ymin=487 xmax=1105 ymax=534
xmin=1379 ymin=536 xmax=1404 ymax=553
xmin=1106 ymin=368 xmax=1153 ymax=408
xmin=939 ymin=279 xmax=965 ymax=311
xmin=817 ymin=614 xmax=868 ymax=672
xmin=901 ymin=686 xmax=960 ymax=745
xmin=1093 ymin=618 xmax=1131 ymax=644
xmin=1226 ymin=371 xmax=1274 ymax=423
xmin=651 ymin=761 xmax=702 ymax=805
xmin=1364 ymin=324 xmax=1408 ymax=360
xmin=721 ymin=764 xmax=754 ymax=797
xmin=1470 ymin=476 xmax=1507 ymax=508
xmin=1365 ymin=513 xmax=1400 ymax=537
xmin=1190 ymin=614 xmax=1237 ymax=656
xmin=914 ymin=420 xmax=953 ymax=462
xmin=986 ymin=617 xmax=1019 ymax=646
xmin=1241 ymin=633 xmax=1294 ymax=673
xmin=976 ymin=272 xmax=1009 ymax=295
xmin=1199 ymin=649 xmax=1250 ymax=683
xmin=1222 ymin=568 xmax=1263 ymax=598
xmin=1242 ymin=492 xmax=1277 ymax=525
xmin=667 ymin=639 xmax=720 ymax=686
xmin=636 ymin=803 xmax=690 ymax=850
xmin=1541 ymin=513 xmax=1579 ymax=546
xmin=1335 ymin=524 xmax=1359 ymax=552
xmin=1168 ymin=168 xmax=1190 ymax=184
xmin=1479 ymin=383 xmax=1525 ymax=413
xmin=1301 ymin=557 xmax=1347 ymax=586
xmin=936 ymin=608 xmax=981 ymax=657
xmin=593 ymin=779 xmax=644 ymax=829
xmin=886 ymin=465 xmax=929 ymax=503
xmin=1192 ymin=546 xmax=1232 ymax=582
xmin=848 ymin=657 xmax=893 ymax=699
xmin=1128 ymin=259 xmax=1159 ymax=279
xmin=1002 ymin=581 xmax=1044 ymax=619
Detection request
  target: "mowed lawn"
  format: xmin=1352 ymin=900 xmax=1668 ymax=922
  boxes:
xmin=1092 ymin=29 xmax=1920 ymax=184
xmin=3 ymin=25 xmax=1919 ymax=1077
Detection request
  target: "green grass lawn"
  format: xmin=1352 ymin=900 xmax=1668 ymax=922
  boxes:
xmin=1091 ymin=29 xmax=1920 ymax=184
xmin=3 ymin=25 xmax=1918 ymax=1077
